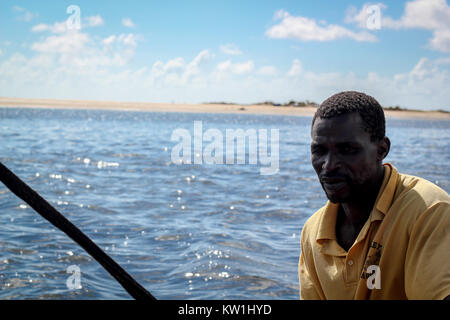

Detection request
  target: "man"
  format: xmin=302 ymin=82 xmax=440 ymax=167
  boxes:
xmin=299 ymin=91 xmax=450 ymax=300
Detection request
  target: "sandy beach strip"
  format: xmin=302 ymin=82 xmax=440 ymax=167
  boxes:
xmin=0 ymin=97 xmax=448 ymax=120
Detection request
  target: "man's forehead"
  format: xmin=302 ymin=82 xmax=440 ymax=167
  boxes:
xmin=311 ymin=113 xmax=370 ymax=143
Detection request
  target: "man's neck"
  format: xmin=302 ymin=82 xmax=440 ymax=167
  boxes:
xmin=340 ymin=165 xmax=385 ymax=227
xmin=335 ymin=165 xmax=385 ymax=251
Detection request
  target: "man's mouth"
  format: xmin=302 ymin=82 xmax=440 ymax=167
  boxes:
xmin=320 ymin=177 xmax=347 ymax=191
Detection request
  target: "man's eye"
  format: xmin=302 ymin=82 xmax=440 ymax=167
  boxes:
xmin=342 ymin=146 xmax=357 ymax=154
xmin=311 ymin=147 xmax=325 ymax=155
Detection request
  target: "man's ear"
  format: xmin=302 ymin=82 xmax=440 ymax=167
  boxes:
xmin=377 ymin=137 xmax=390 ymax=161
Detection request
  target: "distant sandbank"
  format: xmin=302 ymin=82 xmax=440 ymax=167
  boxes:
xmin=0 ymin=97 xmax=448 ymax=120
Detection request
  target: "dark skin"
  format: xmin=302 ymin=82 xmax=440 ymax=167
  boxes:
xmin=310 ymin=113 xmax=390 ymax=252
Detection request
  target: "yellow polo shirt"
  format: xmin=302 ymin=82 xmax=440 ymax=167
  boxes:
xmin=299 ymin=163 xmax=450 ymax=300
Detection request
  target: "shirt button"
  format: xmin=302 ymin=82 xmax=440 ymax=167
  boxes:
xmin=347 ymin=260 xmax=354 ymax=266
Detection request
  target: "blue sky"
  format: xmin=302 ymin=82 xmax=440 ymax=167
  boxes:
xmin=1 ymin=0 xmax=450 ymax=110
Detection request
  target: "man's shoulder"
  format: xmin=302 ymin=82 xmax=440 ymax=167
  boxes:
xmin=301 ymin=205 xmax=327 ymax=242
xmin=388 ymin=171 xmax=449 ymax=226
xmin=395 ymin=171 xmax=450 ymax=207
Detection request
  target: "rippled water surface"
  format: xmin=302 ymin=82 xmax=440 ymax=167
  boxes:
xmin=0 ymin=108 xmax=449 ymax=299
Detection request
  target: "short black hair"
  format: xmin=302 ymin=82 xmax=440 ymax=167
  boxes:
xmin=312 ymin=91 xmax=385 ymax=142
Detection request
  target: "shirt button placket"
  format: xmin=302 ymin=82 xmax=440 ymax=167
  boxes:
xmin=345 ymin=257 xmax=358 ymax=284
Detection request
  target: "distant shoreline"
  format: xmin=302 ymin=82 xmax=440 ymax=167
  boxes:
xmin=0 ymin=97 xmax=449 ymax=120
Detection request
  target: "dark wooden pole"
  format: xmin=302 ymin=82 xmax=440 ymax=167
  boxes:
xmin=0 ymin=162 xmax=156 ymax=300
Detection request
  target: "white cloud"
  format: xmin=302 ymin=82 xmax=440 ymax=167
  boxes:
xmin=301 ymin=57 xmax=450 ymax=109
xmin=31 ymin=23 xmax=50 ymax=33
xmin=31 ymin=22 xmax=68 ymax=34
xmin=347 ymin=0 xmax=450 ymax=30
xmin=429 ymin=29 xmax=450 ymax=52
xmin=409 ymin=57 xmax=433 ymax=80
xmin=29 ymin=13 xmax=138 ymax=70
xmin=102 ymin=35 xmax=116 ymax=46
xmin=385 ymin=0 xmax=450 ymax=30
xmin=266 ymin=9 xmax=377 ymax=42
xmin=150 ymin=50 xmax=212 ymax=86
xmin=287 ymin=59 xmax=302 ymax=76
xmin=1 ymin=51 xmax=449 ymax=109
xmin=98 ymin=34 xmax=140 ymax=67
xmin=216 ymin=60 xmax=231 ymax=72
xmin=151 ymin=51 xmax=213 ymax=87
xmin=0 ymin=35 xmax=144 ymax=100
xmin=216 ymin=60 xmax=254 ymax=74
xmin=13 ymin=6 xmax=38 ymax=22
xmin=31 ymin=15 xmax=104 ymax=34
xmin=257 ymin=65 xmax=278 ymax=76
xmin=122 ymin=18 xmax=135 ymax=28
xmin=386 ymin=0 xmax=450 ymax=52
xmin=220 ymin=43 xmax=243 ymax=55
xmin=85 ymin=15 xmax=104 ymax=27
xmin=435 ymin=56 xmax=450 ymax=65
xmin=151 ymin=61 xmax=165 ymax=77
xmin=164 ymin=57 xmax=186 ymax=73
xmin=347 ymin=0 xmax=450 ymax=52
xmin=30 ymin=18 xmax=139 ymax=68
xmin=117 ymin=33 xmax=138 ymax=47
xmin=31 ymin=32 xmax=90 ymax=54
xmin=185 ymin=50 xmax=212 ymax=77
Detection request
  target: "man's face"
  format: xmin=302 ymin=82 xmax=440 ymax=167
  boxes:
xmin=310 ymin=113 xmax=381 ymax=204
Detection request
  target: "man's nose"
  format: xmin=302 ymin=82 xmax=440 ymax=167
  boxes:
xmin=322 ymin=152 xmax=341 ymax=172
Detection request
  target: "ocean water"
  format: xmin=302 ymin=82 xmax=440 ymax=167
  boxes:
xmin=0 ymin=107 xmax=449 ymax=300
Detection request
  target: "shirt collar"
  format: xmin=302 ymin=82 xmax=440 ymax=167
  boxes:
xmin=316 ymin=163 xmax=397 ymax=244
xmin=375 ymin=163 xmax=398 ymax=215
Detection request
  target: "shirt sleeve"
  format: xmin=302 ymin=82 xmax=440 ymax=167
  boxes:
xmin=404 ymin=201 xmax=450 ymax=300
xmin=299 ymin=227 xmax=323 ymax=300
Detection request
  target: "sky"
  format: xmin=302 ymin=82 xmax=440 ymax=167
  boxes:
xmin=1 ymin=0 xmax=450 ymax=110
